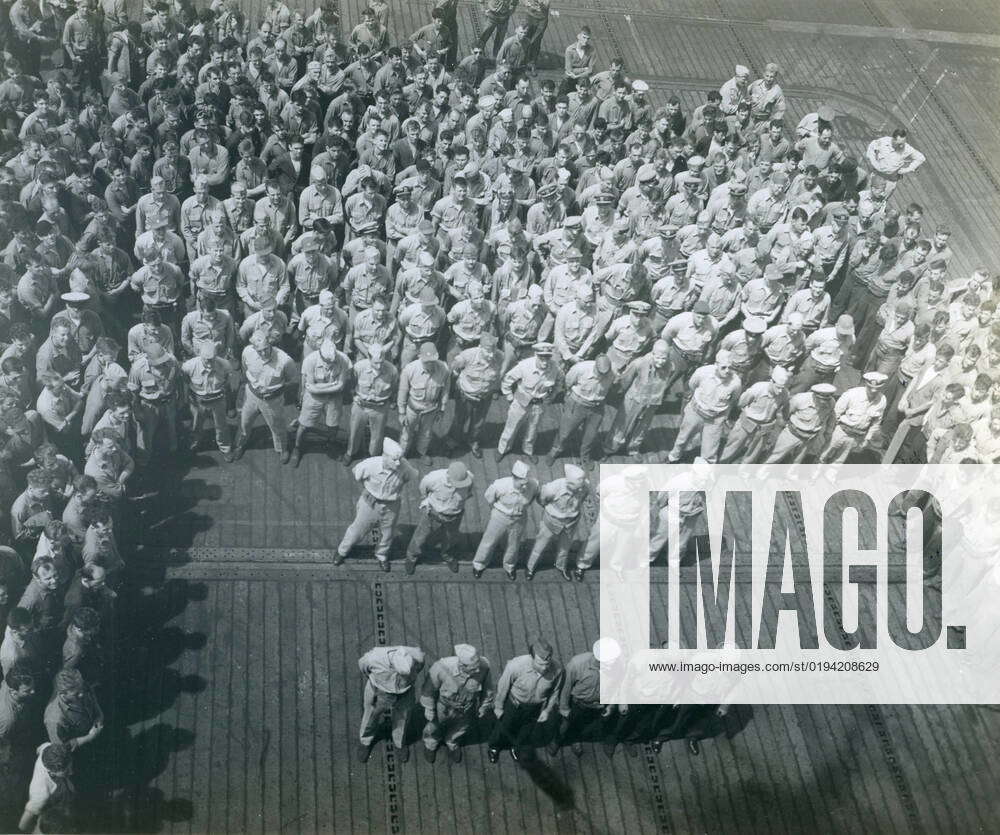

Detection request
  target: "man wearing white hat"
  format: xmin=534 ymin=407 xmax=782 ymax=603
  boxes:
xmin=820 ymin=372 xmax=888 ymax=463
xmin=472 ymin=460 xmax=540 ymax=580
xmin=345 ymin=344 xmax=399 ymax=464
xmin=719 ymin=366 xmax=790 ymax=463
xmin=335 ymin=437 xmax=418 ymax=570
xmin=497 ymin=342 xmax=563 ymax=462
xmin=419 ymin=643 xmax=493 ymax=763
xmin=181 ymin=342 xmax=234 ymax=459
xmin=234 ymin=329 xmax=298 ymax=462
xmin=291 ymin=338 xmax=351 ymax=467
xmin=526 ymin=463 xmax=590 ymax=581
xmin=607 ymin=339 xmax=673 ymax=456
xmin=577 ymin=465 xmax=648 ymax=577
xmin=719 ymin=65 xmax=751 ymax=116
xmin=648 ymin=457 xmax=713 ymax=565
xmin=667 ymin=350 xmax=742 ymax=464
xmin=549 ymin=638 xmax=621 ymax=757
xmin=398 ymin=341 xmax=450 ymax=458
xmin=767 ymin=383 xmax=838 ymax=463
xmin=547 ymin=355 xmax=615 ymax=466
xmin=404 ymin=461 xmax=474 ymax=574
xmin=451 ymin=333 xmax=504 ymax=457
xmin=357 ymin=644 xmax=426 ymax=763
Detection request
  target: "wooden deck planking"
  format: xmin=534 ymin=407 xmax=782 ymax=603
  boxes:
xmin=122 ymin=567 xmax=1000 ymax=833
xmin=244 ymin=579 xmax=268 ymax=834
xmin=103 ymin=1 xmax=1000 ymax=831
xmin=203 ymin=580 xmax=234 ymax=834
xmin=295 ymin=582 xmax=320 ymax=834
xmin=225 ymin=580 xmax=250 ymax=834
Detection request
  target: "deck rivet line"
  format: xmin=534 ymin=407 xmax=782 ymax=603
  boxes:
xmin=373 ymin=580 xmax=402 ymax=833
xmin=644 ymin=746 xmax=673 ymax=833
xmin=787 ymin=497 xmax=923 ymax=832
xmin=711 ymin=0 xmax=761 ymax=77
xmin=467 ymin=0 xmax=484 ymax=41
xmin=591 ymin=0 xmax=627 ymax=66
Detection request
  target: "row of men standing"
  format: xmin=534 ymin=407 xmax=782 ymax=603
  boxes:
xmin=356 ymin=638 xmax=727 ymax=763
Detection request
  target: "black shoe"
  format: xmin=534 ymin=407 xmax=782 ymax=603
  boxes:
xmin=496 ymin=449 xmax=508 ymax=462
xmin=445 ymin=557 xmax=459 ymax=573
xmin=447 ymin=747 xmax=462 ymax=763
xmin=231 ymin=438 xmax=248 ymax=461
xmin=688 ymin=739 xmax=700 ymax=756
xmin=290 ymin=448 xmax=302 ymax=468
xmin=571 ymin=742 xmax=584 ymax=757
xmin=280 ymin=447 xmax=292 ymax=465
xmin=488 ymin=748 xmax=500 ymax=763
xmin=470 ymin=442 xmax=482 ymax=459
xmin=545 ymin=741 xmax=560 ymax=757
xmin=222 ymin=449 xmax=236 ymax=463
xmin=526 ymin=569 xmax=535 ymax=581
xmin=573 ymin=568 xmax=585 ymax=582
xmin=404 ymin=558 xmax=416 ymax=575
xmin=473 ymin=568 xmax=484 ymax=579
xmin=581 ymin=456 xmax=594 ymax=470
xmin=188 ymin=435 xmax=203 ymax=453
xmin=333 ymin=553 xmax=346 ymax=566
xmin=505 ymin=568 xmax=516 ymax=582
xmin=357 ymin=742 xmax=374 ymax=763
xmin=544 ymin=452 xmax=558 ymax=466
xmin=559 ymin=567 xmax=573 ymax=582
xmin=340 ymin=452 xmax=354 ymax=466
xmin=379 ymin=560 xmax=390 ymax=573
xmin=423 ymin=747 xmax=437 ymax=763
xmin=397 ymin=746 xmax=410 ymax=762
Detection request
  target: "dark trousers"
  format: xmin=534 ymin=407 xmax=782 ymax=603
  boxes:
xmin=405 ymin=508 xmax=462 ymax=561
xmin=663 ymin=703 xmax=720 ymax=741
xmin=489 ymin=697 xmax=543 ymax=752
xmin=614 ymin=704 xmax=676 ymax=742
xmin=789 ymin=357 xmax=837 ymax=395
xmin=524 ymin=15 xmax=549 ymax=65
xmin=453 ymin=390 xmax=491 ymax=444
xmin=552 ymin=395 xmax=603 ymax=457
xmin=477 ymin=13 xmax=511 ymax=56
xmin=440 ymin=11 xmax=459 ymax=67
xmin=557 ymin=701 xmax=607 ymax=744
